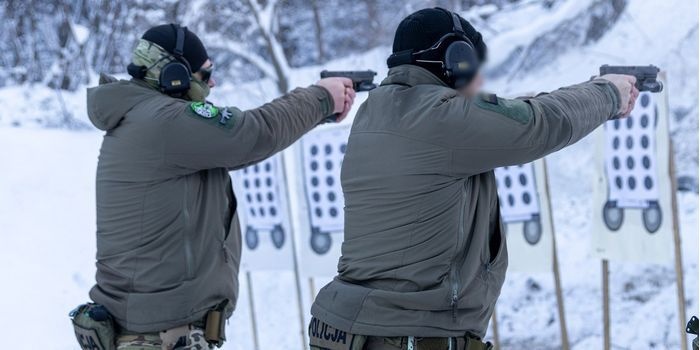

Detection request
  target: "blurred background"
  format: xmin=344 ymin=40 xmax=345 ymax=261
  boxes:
xmin=0 ymin=0 xmax=697 ymax=349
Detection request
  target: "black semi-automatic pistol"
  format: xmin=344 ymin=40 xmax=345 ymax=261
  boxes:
xmin=319 ymin=70 xmax=377 ymax=123
xmin=320 ymin=70 xmax=378 ymax=92
xmin=599 ymin=65 xmax=663 ymax=92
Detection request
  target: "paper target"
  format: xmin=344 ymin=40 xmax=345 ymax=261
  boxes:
xmin=495 ymin=160 xmax=554 ymax=273
xmin=232 ymin=155 xmax=294 ymax=271
xmin=293 ymin=125 xmax=350 ymax=277
xmin=603 ymin=93 xmax=661 ymax=232
xmin=592 ymin=84 xmax=674 ymax=263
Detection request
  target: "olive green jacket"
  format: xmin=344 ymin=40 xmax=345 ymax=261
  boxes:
xmin=87 ymin=76 xmax=333 ymax=332
xmin=311 ymin=65 xmax=619 ymax=338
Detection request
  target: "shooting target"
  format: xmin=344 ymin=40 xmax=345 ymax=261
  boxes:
xmin=603 ymin=92 xmax=662 ymax=233
xmin=300 ymin=127 xmax=349 ymax=256
xmin=592 ymin=77 xmax=674 ymax=263
xmin=232 ymin=155 xmax=294 ymax=271
xmin=495 ymin=159 xmax=554 ymax=273
xmin=495 ymin=164 xmax=542 ymax=245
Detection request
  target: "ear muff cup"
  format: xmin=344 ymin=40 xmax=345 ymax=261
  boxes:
xmin=444 ymin=40 xmax=479 ymax=89
xmin=158 ymin=24 xmax=193 ymax=97
xmin=159 ymin=61 xmax=191 ymax=95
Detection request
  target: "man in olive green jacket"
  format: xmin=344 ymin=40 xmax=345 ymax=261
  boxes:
xmin=85 ymin=24 xmax=354 ymax=349
xmin=309 ymin=8 xmax=638 ymax=350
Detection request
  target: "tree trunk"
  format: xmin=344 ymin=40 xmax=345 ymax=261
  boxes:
xmin=310 ymin=0 xmax=325 ymax=63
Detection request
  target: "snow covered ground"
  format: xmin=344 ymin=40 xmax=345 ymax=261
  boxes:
xmin=0 ymin=0 xmax=697 ymax=349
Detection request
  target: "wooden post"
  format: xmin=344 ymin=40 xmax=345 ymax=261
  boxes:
xmin=309 ymin=277 xmax=317 ymax=303
xmin=491 ymin=306 xmax=501 ymax=349
xmin=543 ymin=159 xmax=571 ymax=350
xmin=290 ymin=234 xmax=309 ymax=350
xmin=279 ymin=153 xmax=312 ymax=350
xmin=602 ymin=260 xmax=610 ymax=350
xmin=246 ymin=272 xmax=261 ymax=350
xmin=669 ymin=143 xmax=689 ymax=350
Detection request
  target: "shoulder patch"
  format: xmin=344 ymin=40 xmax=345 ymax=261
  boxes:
xmin=481 ymin=93 xmax=499 ymax=105
xmin=474 ymin=95 xmax=532 ymax=124
xmin=186 ymin=102 xmax=240 ymax=130
xmin=190 ymin=102 xmax=219 ymax=119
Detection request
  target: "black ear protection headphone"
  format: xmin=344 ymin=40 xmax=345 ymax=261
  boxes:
xmin=387 ymin=8 xmax=479 ymax=89
xmin=128 ymin=24 xmax=193 ymax=97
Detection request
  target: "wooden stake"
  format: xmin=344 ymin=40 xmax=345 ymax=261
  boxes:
xmin=246 ymin=271 xmax=261 ymax=350
xmin=290 ymin=235 xmax=309 ymax=350
xmin=491 ymin=305 xmax=501 ymax=349
xmin=669 ymin=143 xmax=689 ymax=350
xmin=309 ymin=277 xmax=317 ymax=303
xmin=602 ymin=259 xmax=610 ymax=350
xmin=543 ymin=159 xmax=571 ymax=350
xmin=279 ymin=152 xmax=312 ymax=350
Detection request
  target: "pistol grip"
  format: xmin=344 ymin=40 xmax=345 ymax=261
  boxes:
xmin=321 ymin=113 xmax=340 ymax=124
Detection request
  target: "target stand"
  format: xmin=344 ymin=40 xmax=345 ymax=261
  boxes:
xmin=603 ymin=92 xmax=662 ymax=234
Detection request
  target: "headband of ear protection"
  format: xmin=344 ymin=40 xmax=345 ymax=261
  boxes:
xmin=127 ymin=24 xmax=193 ymax=97
xmin=387 ymin=8 xmax=479 ymax=89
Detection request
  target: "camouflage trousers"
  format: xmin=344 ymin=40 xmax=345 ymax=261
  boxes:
xmin=309 ymin=317 xmax=493 ymax=350
xmin=116 ymin=324 xmax=212 ymax=350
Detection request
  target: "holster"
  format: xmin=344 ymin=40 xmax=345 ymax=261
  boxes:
xmin=69 ymin=303 xmax=117 ymax=350
xmin=204 ymin=299 xmax=229 ymax=348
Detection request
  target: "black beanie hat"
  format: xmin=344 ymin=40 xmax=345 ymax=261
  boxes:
xmin=392 ymin=8 xmax=487 ymax=79
xmin=142 ymin=24 xmax=209 ymax=72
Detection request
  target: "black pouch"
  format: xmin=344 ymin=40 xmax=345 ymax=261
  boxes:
xmin=69 ymin=303 xmax=117 ymax=350
xmin=204 ymin=300 xmax=229 ymax=348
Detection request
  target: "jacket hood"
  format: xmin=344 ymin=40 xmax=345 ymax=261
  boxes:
xmin=381 ymin=64 xmax=449 ymax=88
xmin=86 ymin=74 xmax=156 ymax=131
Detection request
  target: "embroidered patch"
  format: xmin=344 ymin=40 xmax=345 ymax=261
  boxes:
xmin=475 ymin=95 xmax=533 ymax=125
xmin=218 ymin=108 xmax=234 ymax=126
xmin=190 ymin=102 xmax=219 ymax=119
xmin=481 ymin=93 xmax=499 ymax=105
xmin=186 ymin=103 xmax=240 ymax=130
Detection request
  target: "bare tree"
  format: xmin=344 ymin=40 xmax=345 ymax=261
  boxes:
xmin=310 ymin=0 xmax=325 ymax=62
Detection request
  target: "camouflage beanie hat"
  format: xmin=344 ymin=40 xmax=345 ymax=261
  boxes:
xmin=131 ymin=39 xmax=177 ymax=89
xmin=130 ymin=39 xmax=210 ymax=102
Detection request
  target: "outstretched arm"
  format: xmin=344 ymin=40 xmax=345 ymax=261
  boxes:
xmin=448 ymin=75 xmax=637 ymax=176
xmin=162 ymin=78 xmax=354 ymax=172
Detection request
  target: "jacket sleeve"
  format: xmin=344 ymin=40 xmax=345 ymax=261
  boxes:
xmin=162 ymin=85 xmax=334 ymax=172
xmin=449 ymin=79 xmax=620 ymax=176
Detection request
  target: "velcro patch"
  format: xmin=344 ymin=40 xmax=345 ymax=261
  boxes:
xmin=481 ymin=93 xmax=498 ymax=105
xmin=190 ymin=102 xmax=219 ymax=119
xmin=309 ymin=317 xmax=366 ymax=350
xmin=187 ymin=103 xmax=240 ymax=130
xmin=73 ymin=324 xmax=106 ymax=350
xmin=475 ymin=95 xmax=533 ymax=124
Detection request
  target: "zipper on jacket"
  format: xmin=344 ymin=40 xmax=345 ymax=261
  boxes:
xmin=183 ymin=181 xmax=195 ymax=279
xmin=222 ymin=241 xmax=230 ymax=263
xmin=449 ymin=181 xmax=469 ymax=321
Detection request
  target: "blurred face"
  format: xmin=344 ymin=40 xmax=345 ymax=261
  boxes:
xmin=458 ymin=71 xmax=484 ymax=98
xmin=193 ymin=59 xmax=216 ymax=88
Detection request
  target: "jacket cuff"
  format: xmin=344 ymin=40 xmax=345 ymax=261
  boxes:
xmin=591 ymin=79 xmax=621 ymax=118
xmin=309 ymin=85 xmax=335 ymax=118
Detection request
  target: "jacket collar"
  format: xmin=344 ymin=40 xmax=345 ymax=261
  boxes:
xmin=380 ymin=64 xmax=450 ymax=88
